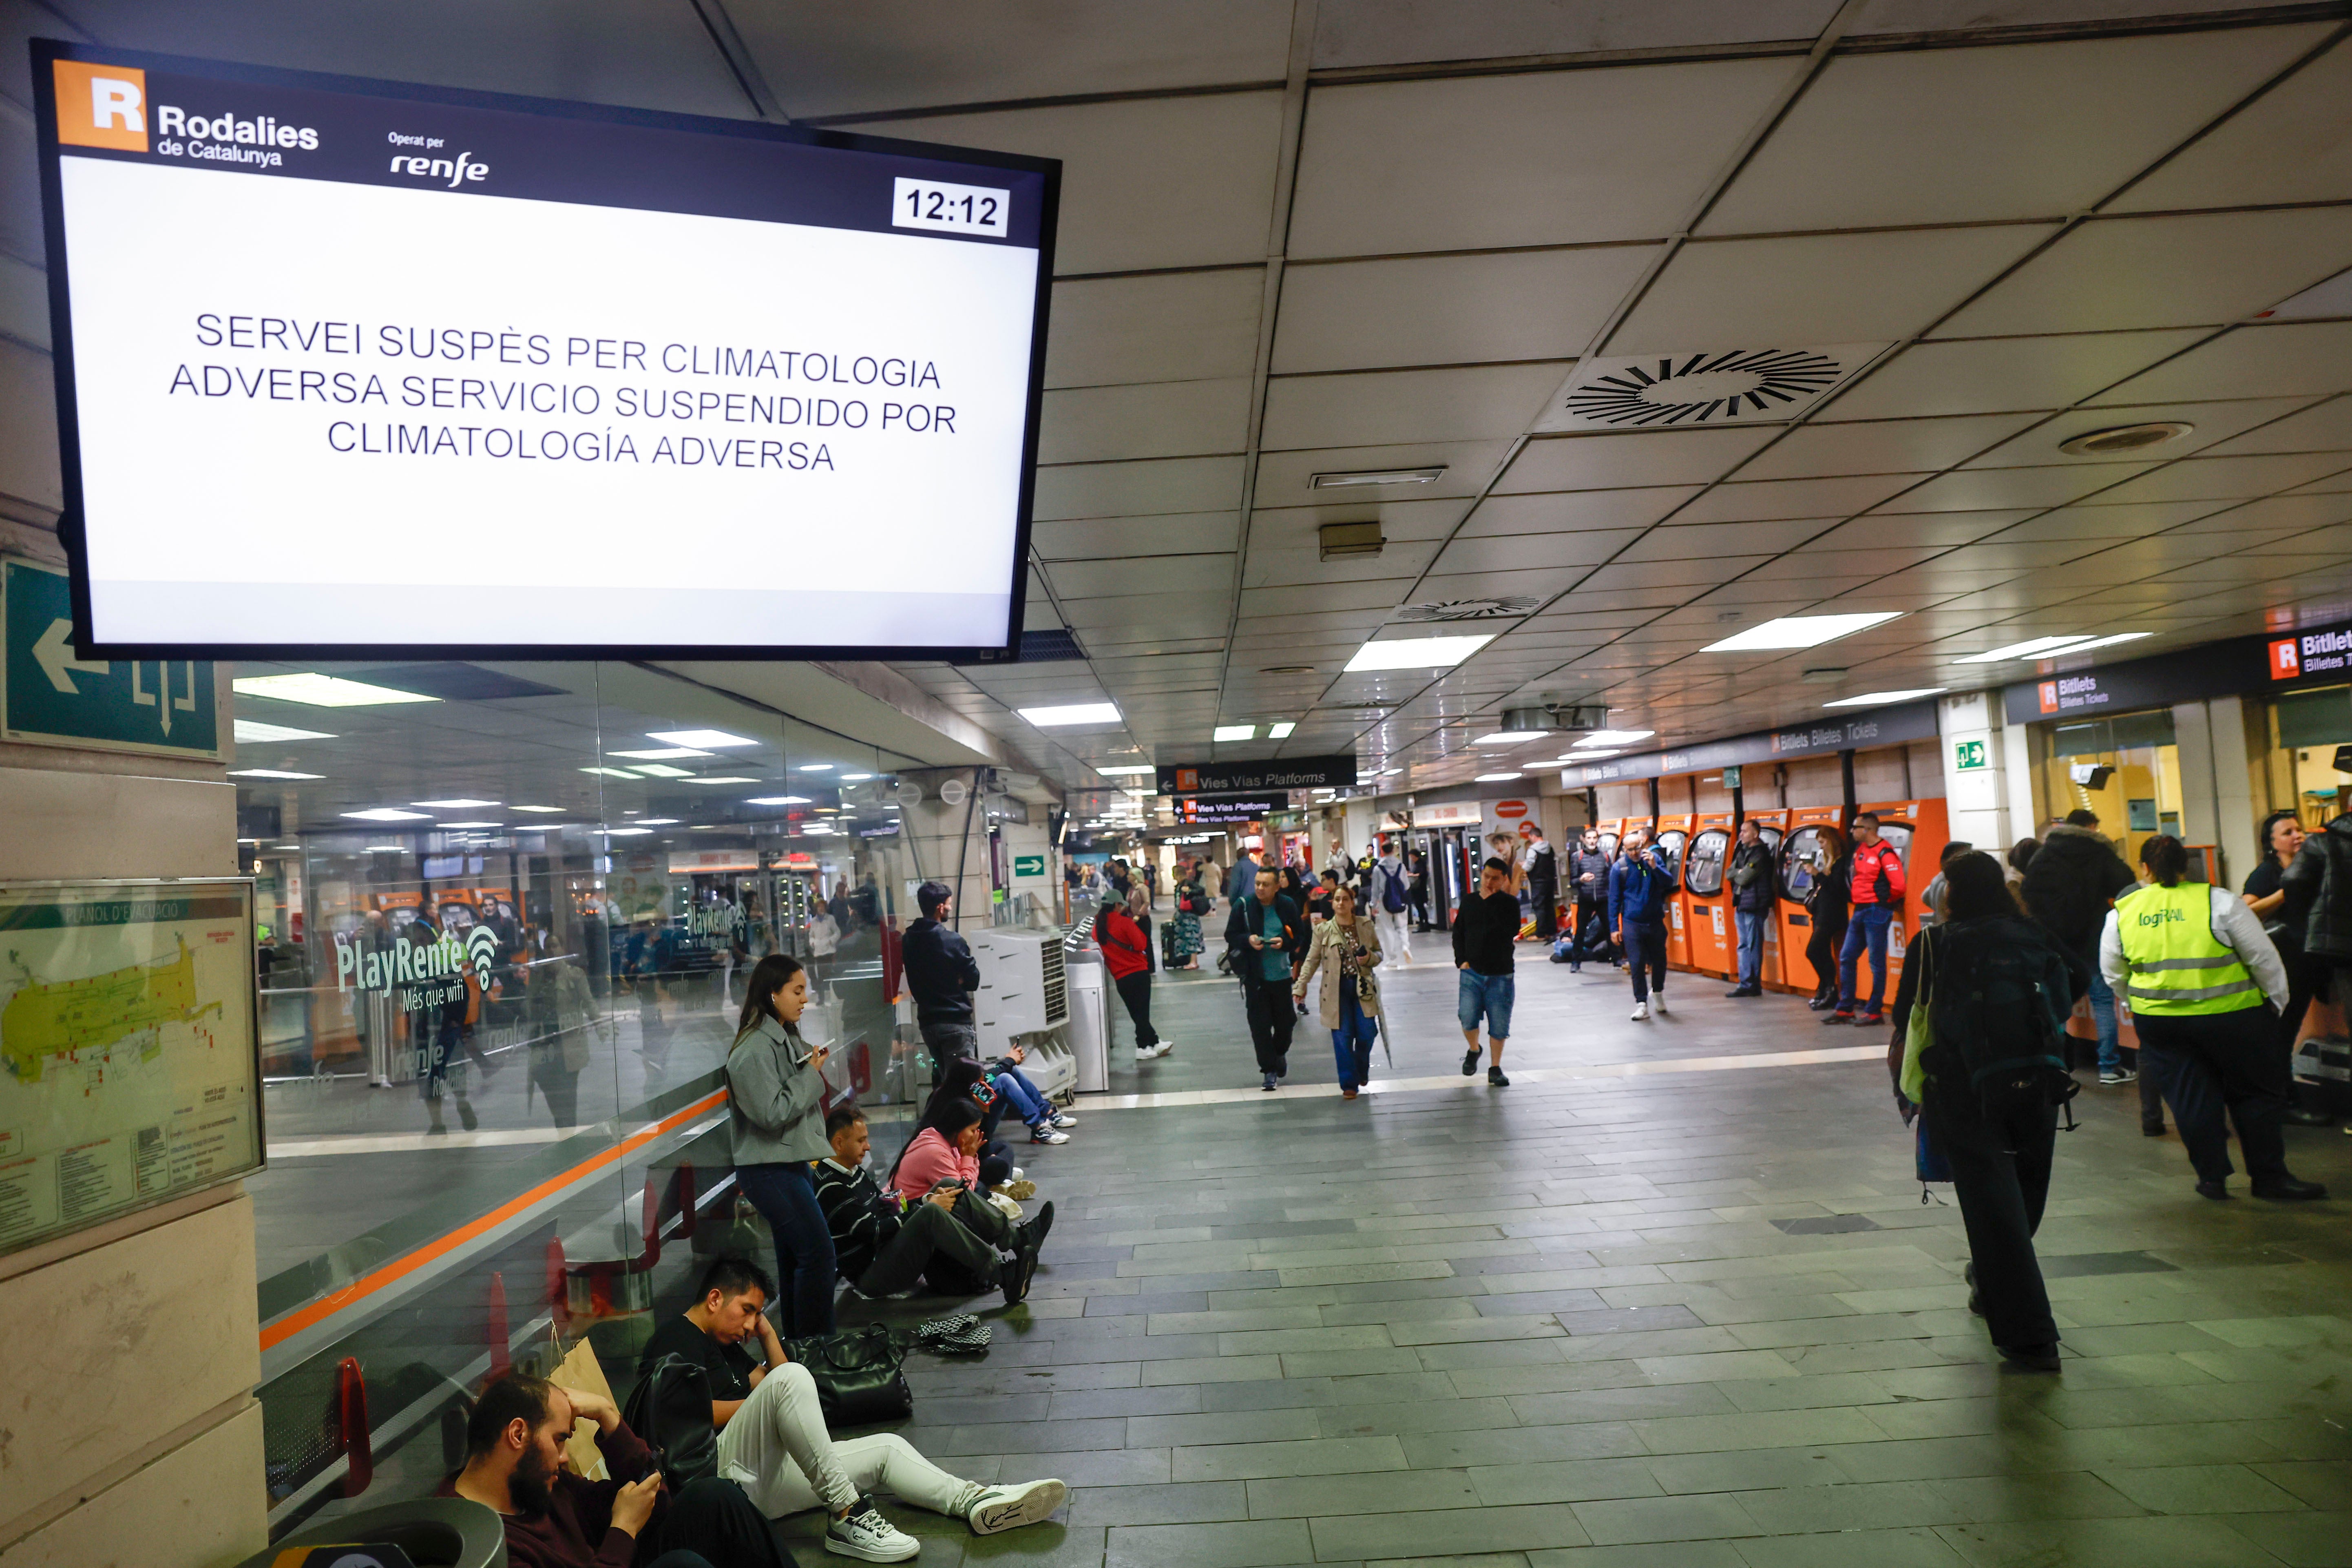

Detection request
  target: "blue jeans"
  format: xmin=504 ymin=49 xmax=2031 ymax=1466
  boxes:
xmin=1735 ymin=908 xmax=1767 ymax=988
xmin=1457 ymin=970 xmax=1515 ymax=1039
xmin=1839 ymin=904 xmax=1894 ymax=1013
xmin=735 ymin=1161 xmax=836 ymax=1338
xmin=2087 ymin=969 xmax=2120 ymax=1073
xmin=1332 ymin=989 xmax=1378 ymax=1089
xmin=992 ymin=1066 xmax=1051 ymax=1130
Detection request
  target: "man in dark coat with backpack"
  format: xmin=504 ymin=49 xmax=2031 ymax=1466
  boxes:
xmin=1888 ymin=852 xmax=2087 ymax=1372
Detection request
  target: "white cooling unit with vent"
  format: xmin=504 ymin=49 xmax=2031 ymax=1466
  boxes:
xmin=968 ymin=928 xmax=1076 ymax=1098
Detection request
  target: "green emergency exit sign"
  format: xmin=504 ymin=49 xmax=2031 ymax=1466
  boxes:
xmin=1013 ymin=853 xmax=1046 ymax=877
xmin=1953 ymin=738 xmax=1987 ymax=772
xmin=1 ymin=556 xmax=221 ymax=759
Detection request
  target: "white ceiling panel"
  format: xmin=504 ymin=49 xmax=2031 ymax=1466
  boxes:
xmin=1287 ymin=58 xmax=1801 ymax=258
xmin=1877 ymin=462 xmax=2159 ymax=513
xmin=1033 ymin=513 xmax=1241 ymax=560
xmin=1619 ymin=518 xmax=1842 ymax=560
xmin=1960 ymin=399 xmax=2319 ymax=468
xmin=2074 ymin=451 xmax=2352 ymax=507
xmin=1702 ymin=28 xmax=2315 ymax=234
xmin=1804 ymin=512 xmax=2036 ymax=546
xmin=1500 ymin=429 xmax=1779 ymax=492
xmin=1935 ymin=209 xmax=2352 ymax=338
xmin=2088 ymin=323 xmax=2352 ymax=406
xmin=1272 ymin=246 xmax=1660 ymax=374
xmin=2107 ymin=33 xmax=2352 ymax=214
xmin=1039 ymin=378 xmax=1253 ymax=464
xmin=1032 ymin=456 xmax=1245 ymax=520
xmin=1427 ymin=530 xmax=1645 ymax=576
xmin=1260 ymin=363 xmax=1567 ymax=449
xmin=1238 ymin=579 xmax=1415 ymax=617
xmin=857 ymin=93 xmax=1285 ymax=273
xmin=2203 ymin=396 xmax=2352 ymax=457
xmin=1044 ymin=270 xmax=1267 ymax=389
xmin=1247 ymin=496 xmax=1478 ymax=546
xmin=1579 ymin=556 xmax=1775 ymax=593
xmin=1459 ymin=487 xmax=1705 ymax=536
xmin=2197 ymin=494 xmax=2352 ymax=534
xmin=1821 ymin=330 xmax=2207 ymax=420
xmin=1056 ymin=591 xmax=1232 ymax=633
xmin=1669 ymin=473 xmax=1931 ymax=526
xmin=1242 ymin=542 xmax=1445 ymax=588
xmin=1731 ymin=414 xmax=2043 ymax=481
xmin=1044 ymin=553 xmax=1235 ymax=599
xmin=1978 ymin=502 xmax=2218 ymax=542
xmin=1609 ymin=226 xmax=2056 ymax=353
xmin=1253 ymin=442 xmax=1516 ymax=505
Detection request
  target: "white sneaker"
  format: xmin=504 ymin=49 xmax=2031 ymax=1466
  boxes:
xmin=1652 ymin=994 xmax=1668 ymax=1015
xmin=1050 ymin=1112 xmax=1078 ymax=1128
xmin=1029 ymin=1128 xmax=1070 ymax=1144
xmin=1010 ymin=1166 xmax=1026 ymax=1182
xmin=964 ymin=1478 xmax=1069 ymax=1535
xmin=1631 ymin=1001 xmax=1649 ymax=1021
xmin=826 ymin=1497 xmax=919 ymax=1561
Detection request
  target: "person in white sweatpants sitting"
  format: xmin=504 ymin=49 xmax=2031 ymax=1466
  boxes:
xmin=639 ymin=1256 xmax=1066 ymax=1560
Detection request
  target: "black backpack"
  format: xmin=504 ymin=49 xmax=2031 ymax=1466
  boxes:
xmin=621 ymin=1353 xmax=719 ymax=1491
xmin=1926 ymin=918 xmax=2081 ymax=1120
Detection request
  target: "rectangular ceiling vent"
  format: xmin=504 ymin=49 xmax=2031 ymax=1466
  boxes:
xmin=1536 ymin=343 xmax=1889 ymax=432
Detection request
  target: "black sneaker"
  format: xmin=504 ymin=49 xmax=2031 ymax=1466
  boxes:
xmin=1461 ymin=1048 xmax=1482 ymax=1076
xmin=1487 ymin=1067 xmax=1510 ymax=1088
xmin=1003 ymin=1239 xmax=1040 ymax=1307
xmin=1018 ymin=1200 xmax=1056 ymax=1255
xmin=2000 ymin=1342 xmax=2061 ymax=1373
xmin=1821 ymin=1011 xmax=1855 ymax=1026
xmin=1964 ymin=1261 xmax=1982 ymax=1318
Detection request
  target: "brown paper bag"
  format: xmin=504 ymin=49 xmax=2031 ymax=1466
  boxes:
xmin=546 ymin=1334 xmax=614 ymax=1480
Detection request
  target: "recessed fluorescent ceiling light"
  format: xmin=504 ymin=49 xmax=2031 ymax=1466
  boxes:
xmin=1268 ymin=721 xmax=1296 ymax=739
xmin=1824 ymin=688 xmax=1947 ymax=708
xmin=631 ymin=763 xmax=694 ymax=778
xmin=1371 ymin=767 xmax=1402 ymax=777
xmin=747 ymin=795 xmax=811 ymax=805
xmin=602 ymin=827 xmax=654 ymax=837
xmin=842 ymin=772 xmax=875 ymax=781
xmin=510 ymin=805 xmax=565 ymax=813
xmin=412 ymin=798 xmax=499 ymax=809
xmin=648 ymin=729 xmax=759 ymax=748
xmin=342 ymin=807 xmax=431 ymax=821
xmin=685 ymin=776 xmax=761 ymax=785
xmin=2067 ymin=633 xmax=2150 ymax=653
xmin=580 ymin=766 xmax=641 ymax=778
xmin=233 ymin=718 xmax=335 ymax=744
xmin=796 ymin=763 xmax=835 ymax=772
xmin=440 ymin=820 xmax=503 ymax=828
xmin=363 ymin=845 xmax=404 ymax=853
xmin=1702 ymin=613 xmax=1901 ymax=652
xmin=1474 ymin=772 xmax=1523 ymax=783
xmin=609 ymin=747 xmax=712 ymax=760
xmin=1954 ymin=634 xmax=2100 ymax=664
xmin=233 ymin=672 xmax=438 ymax=707
xmin=1344 ymin=634 xmax=1494 ymax=672
xmin=1096 ymin=764 xmax=1156 ymax=776
xmin=1574 ymin=729 xmax=1654 ymax=746
xmin=228 ymin=767 xmax=323 ymax=780
xmin=1310 ymin=467 xmax=1444 ymax=488
xmin=637 ymin=818 xmax=680 ymax=825
xmin=1471 ymin=732 xmax=1543 ymax=746
xmin=1563 ymin=750 xmax=1622 ymax=761
xmin=1019 ymin=702 xmax=1122 ymax=726
xmin=1213 ymin=724 xmax=1256 ymax=741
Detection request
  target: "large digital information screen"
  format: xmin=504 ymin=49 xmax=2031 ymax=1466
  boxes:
xmin=33 ymin=42 xmax=1058 ymax=659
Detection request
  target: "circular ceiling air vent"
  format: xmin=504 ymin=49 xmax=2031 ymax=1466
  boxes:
xmin=2058 ymin=421 xmax=2193 ymax=456
xmin=1563 ymin=349 xmax=1846 ymax=427
xmin=1394 ymin=596 xmax=1541 ymax=622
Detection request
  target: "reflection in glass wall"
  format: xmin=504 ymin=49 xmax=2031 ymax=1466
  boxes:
xmin=235 ymin=659 xmax=1039 ymax=1528
xmin=2039 ymin=710 xmax=2182 ymax=868
xmin=2274 ymin=684 xmax=2352 ymax=827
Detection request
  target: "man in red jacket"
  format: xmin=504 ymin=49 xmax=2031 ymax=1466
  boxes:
xmin=1825 ymin=811 xmax=1906 ymax=1027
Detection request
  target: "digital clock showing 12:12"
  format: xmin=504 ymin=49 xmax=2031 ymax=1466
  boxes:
xmin=892 ymin=176 xmax=1012 ymax=239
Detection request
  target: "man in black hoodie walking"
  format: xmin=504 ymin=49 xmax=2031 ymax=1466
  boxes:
xmin=2020 ymin=810 xmax=2150 ymax=1124
xmin=904 ymin=880 xmax=983 ymax=1074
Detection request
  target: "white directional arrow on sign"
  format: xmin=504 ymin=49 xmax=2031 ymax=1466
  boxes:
xmin=33 ymin=618 xmax=110 ymax=694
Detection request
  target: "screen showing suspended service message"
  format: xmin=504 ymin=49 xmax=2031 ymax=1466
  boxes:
xmin=35 ymin=44 xmax=1058 ymax=657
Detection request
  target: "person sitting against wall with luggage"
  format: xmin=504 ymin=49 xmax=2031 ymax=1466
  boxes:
xmin=637 ymin=1256 xmax=1067 ymax=1561
xmin=446 ymin=1368 xmax=795 ymax=1568
xmin=817 ymin=1105 xmax=1051 ymax=1308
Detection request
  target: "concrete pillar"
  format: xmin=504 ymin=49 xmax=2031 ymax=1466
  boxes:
xmin=1937 ymin=691 xmax=2008 ymax=852
xmin=899 ymin=768 xmax=995 ymax=931
xmin=2208 ymin=695 xmax=2263 ymax=889
xmin=2000 ymin=708 xmax=2040 ymax=840
xmin=2171 ymin=701 xmax=2221 ymax=868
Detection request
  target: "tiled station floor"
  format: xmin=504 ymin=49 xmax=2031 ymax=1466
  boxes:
xmin=833 ymin=944 xmax=2352 ymax=1568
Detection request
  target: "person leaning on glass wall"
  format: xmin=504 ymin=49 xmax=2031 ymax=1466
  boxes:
xmin=726 ymin=954 xmax=838 ymax=1338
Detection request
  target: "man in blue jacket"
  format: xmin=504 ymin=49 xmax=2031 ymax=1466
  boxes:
xmin=1609 ymin=825 xmax=1677 ymax=1021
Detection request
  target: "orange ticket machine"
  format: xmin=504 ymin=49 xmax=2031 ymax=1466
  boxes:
xmin=1742 ymin=810 xmax=1790 ymax=987
xmin=1775 ymin=807 xmax=1845 ymax=997
xmin=1853 ymin=797 xmax=1950 ymax=1001
xmin=1653 ymin=814 xmax=1695 ymax=970
xmin=1683 ymin=812 xmax=1735 ymax=979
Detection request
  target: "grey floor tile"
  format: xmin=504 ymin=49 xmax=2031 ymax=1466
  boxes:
xmin=1246 ymin=1466 xmax=1483 ymax=1519
xmin=1070 ymin=1480 xmax=1252 ymax=1526
xmin=2093 ymin=1461 xmax=2310 ymax=1513
xmin=1172 ymin=1435 xmax=1411 ymax=1482
xmin=1103 ymin=1518 xmax=1316 ymax=1568
xmin=1311 ymin=1502 xmax=1593 ymax=1559
xmin=1466 ymin=1457 xmax=1663 ymax=1506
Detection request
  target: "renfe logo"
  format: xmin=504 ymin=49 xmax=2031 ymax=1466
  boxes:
xmin=2038 ymin=680 xmax=2060 ymax=714
xmin=2273 ymin=637 xmax=2303 ymax=679
xmin=53 ymin=60 xmax=148 ymax=153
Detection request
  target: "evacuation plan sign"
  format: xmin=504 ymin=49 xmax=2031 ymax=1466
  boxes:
xmin=0 ymin=556 xmax=220 ymax=758
xmin=0 ymin=880 xmax=261 ymax=1254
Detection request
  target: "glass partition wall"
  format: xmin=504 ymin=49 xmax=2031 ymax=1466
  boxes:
xmin=235 ymin=659 xmax=998 ymax=1531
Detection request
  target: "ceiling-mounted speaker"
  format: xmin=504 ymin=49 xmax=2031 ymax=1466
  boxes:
xmin=1545 ymin=704 xmax=1610 ymax=734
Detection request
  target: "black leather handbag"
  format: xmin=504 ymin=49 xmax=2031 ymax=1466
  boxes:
xmin=785 ymin=1323 xmax=913 ymax=1425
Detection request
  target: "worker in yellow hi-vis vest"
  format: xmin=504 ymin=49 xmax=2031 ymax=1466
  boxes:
xmin=2100 ymin=836 xmax=2326 ymax=1202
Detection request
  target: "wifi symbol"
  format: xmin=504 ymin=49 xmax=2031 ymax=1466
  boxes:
xmin=466 ymin=924 xmax=500 ymax=985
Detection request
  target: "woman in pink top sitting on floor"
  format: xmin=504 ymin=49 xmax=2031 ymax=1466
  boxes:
xmin=889 ymin=1097 xmax=987 ymax=1204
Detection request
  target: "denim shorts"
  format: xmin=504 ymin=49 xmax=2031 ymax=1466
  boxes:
xmin=1458 ymin=969 xmax=1515 ymax=1037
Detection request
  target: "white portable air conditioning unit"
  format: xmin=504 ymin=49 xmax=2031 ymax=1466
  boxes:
xmin=968 ymin=928 xmax=1074 ymax=1095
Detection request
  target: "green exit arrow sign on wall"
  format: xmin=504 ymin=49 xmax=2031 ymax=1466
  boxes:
xmin=1953 ymin=738 xmax=1988 ymax=772
xmin=2 ymin=556 xmax=221 ymax=759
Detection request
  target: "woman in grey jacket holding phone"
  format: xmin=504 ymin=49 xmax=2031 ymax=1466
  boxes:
xmin=728 ymin=953 xmax=838 ymax=1336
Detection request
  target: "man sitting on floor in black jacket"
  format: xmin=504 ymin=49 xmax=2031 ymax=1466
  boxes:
xmin=813 ymin=1105 xmax=1051 ymax=1309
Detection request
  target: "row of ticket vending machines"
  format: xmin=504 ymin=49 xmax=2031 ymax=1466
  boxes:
xmin=1576 ymin=797 xmax=1950 ymax=994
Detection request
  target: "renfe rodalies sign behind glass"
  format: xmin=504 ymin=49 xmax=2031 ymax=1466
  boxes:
xmin=32 ymin=43 xmax=1059 ymax=659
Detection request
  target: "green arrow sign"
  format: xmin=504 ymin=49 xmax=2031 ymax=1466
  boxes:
xmin=1012 ymin=854 xmax=1047 ymax=878
xmin=2 ymin=556 xmax=220 ymax=759
xmin=1953 ymin=738 xmax=1987 ymax=772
